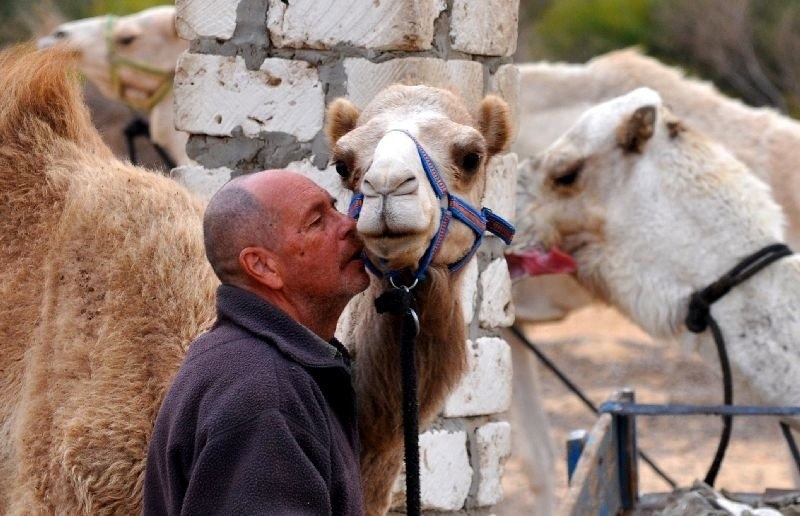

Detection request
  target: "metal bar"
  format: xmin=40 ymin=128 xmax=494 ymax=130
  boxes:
xmin=615 ymin=389 xmax=638 ymax=510
xmin=566 ymin=429 xmax=587 ymax=483
xmin=600 ymin=402 xmax=800 ymax=416
xmin=509 ymin=325 xmax=678 ymax=488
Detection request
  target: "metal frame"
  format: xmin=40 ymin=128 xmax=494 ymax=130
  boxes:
xmin=560 ymin=389 xmax=800 ymax=515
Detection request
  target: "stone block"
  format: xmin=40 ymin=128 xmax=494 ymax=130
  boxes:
xmin=483 ymin=152 xmax=517 ymax=225
xmin=392 ymin=429 xmax=472 ymax=511
xmin=460 ymin=258 xmax=479 ymax=325
xmin=175 ymin=0 xmax=240 ymax=40
xmin=285 ymin=159 xmax=352 ymax=209
xmin=170 ymin=165 xmax=232 ymax=200
xmin=450 ymin=0 xmax=519 ymax=56
xmin=342 ymin=57 xmax=484 ymax=111
xmin=443 ymin=337 xmax=512 ymax=417
xmin=490 ymin=63 xmax=521 ymax=138
xmin=267 ymin=0 xmax=445 ymax=50
xmin=175 ymin=53 xmax=324 ymax=141
xmin=473 ymin=421 xmax=512 ymax=506
xmin=479 ymin=258 xmax=514 ymax=328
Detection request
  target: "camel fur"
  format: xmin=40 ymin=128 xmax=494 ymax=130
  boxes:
xmin=518 ymin=87 xmax=800 ymax=421
xmin=327 ymin=84 xmax=513 ymax=514
xmin=513 ymin=48 xmax=800 ymax=322
xmin=0 ymin=46 xmax=216 ymax=514
xmin=37 ymin=6 xmax=190 ymax=166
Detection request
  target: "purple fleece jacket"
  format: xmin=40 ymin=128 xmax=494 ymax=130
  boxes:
xmin=143 ymin=284 xmax=363 ymax=515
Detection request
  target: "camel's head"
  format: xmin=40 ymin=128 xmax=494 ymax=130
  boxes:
xmin=512 ymin=87 xmax=669 ymax=297
xmin=325 ymin=84 xmax=512 ymax=275
xmin=37 ymin=6 xmax=186 ymax=109
xmin=515 ymin=86 xmax=788 ymax=334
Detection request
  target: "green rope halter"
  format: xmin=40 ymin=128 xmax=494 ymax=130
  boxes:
xmin=105 ymin=14 xmax=175 ymax=112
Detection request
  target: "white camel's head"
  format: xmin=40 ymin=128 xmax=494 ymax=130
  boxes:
xmin=325 ymin=84 xmax=512 ymax=273
xmin=37 ymin=6 xmax=186 ymax=109
xmin=516 ymin=87 xmax=785 ymax=334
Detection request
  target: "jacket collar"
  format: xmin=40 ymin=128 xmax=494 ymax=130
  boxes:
xmin=215 ymin=284 xmax=351 ymax=371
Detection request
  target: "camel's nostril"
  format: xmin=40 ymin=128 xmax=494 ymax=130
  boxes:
xmin=361 ymin=170 xmax=417 ymax=197
xmin=394 ymin=176 xmax=418 ymax=196
xmin=361 ymin=178 xmax=377 ymax=197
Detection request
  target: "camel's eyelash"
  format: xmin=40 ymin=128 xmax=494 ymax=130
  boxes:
xmin=117 ymin=34 xmax=137 ymax=46
xmin=553 ymin=161 xmax=584 ymax=187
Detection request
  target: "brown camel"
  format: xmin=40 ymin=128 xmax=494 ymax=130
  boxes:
xmin=326 ymin=85 xmax=513 ymax=513
xmin=0 ymin=46 xmax=512 ymax=515
xmin=0 ymin=46 xmax=216 ymax=514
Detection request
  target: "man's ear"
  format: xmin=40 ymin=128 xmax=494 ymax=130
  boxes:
xmin=239 ymin=247 xmax=283 ymax=289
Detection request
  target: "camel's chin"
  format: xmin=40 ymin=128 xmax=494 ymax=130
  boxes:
xmin=363 ymin=235 xmax=431 ymax=270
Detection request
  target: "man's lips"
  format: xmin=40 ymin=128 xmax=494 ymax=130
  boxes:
xmin=505 ymin=246 xmax=577 ymax=279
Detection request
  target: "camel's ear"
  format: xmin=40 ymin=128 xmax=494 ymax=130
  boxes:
xmin=154 ymin=8 xmax=179 ymax=39
xmin=477 ymin=95 xmax=512 ymax=157
xmin=617 ymin=105 xmax=656 ymax=153
xmin=325 ymin=98 xmax=360 ymax=146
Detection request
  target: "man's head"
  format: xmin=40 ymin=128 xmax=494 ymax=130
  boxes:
xmin=203 ymin=170 xmax=370 ymax=336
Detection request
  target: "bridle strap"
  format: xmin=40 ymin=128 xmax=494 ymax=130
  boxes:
xmin=684 ymin=243 xmax=793 ymax=485
xmin=685 ymin=243 xmax=792 ymax=332
xmin=105 ymin=15 xmax=175 ymax=112
xmin=347 ymin=129 xmax=515 ymax=282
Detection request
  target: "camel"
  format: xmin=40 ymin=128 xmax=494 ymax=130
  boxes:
xmin=515 ymin=87 xmax=800 ymax=426
xmin=0 ymin=45 xmax=512 ymax=515
xmin=0 ymin=46 xmax=216 ymax=514
xmin=37 ymin=6 xmax=190 ymax=166
xmin=512 ymin=47 xmax=800 ymax=323
xmin=325 ymin=85 xmax=514 ymax=514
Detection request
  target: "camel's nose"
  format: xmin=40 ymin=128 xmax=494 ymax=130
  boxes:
xmin=362 ymin=170 xmax=419 ymax=197
xmin=363 ymin=130 xmax=423 ymax=198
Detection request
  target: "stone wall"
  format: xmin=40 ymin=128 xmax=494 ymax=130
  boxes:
xmin=172 ymin=0 xmax=520 ymax=512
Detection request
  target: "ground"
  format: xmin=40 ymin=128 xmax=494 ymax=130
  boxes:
xmin=496 ymin=303 xmax=795 ymax=514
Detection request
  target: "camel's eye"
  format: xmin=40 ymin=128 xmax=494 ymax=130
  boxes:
xmin=334 ymin=160 xmax=350 ymax=178
xmin=461 ymin=152 xmax=481 ymax=173
xmin=452 ymin=139 xmax=485 ymax=177
xmin=53 ymin=30 xmax=67 ymax=39
xmin=117 ymin=34 xmax=137 ymax=46
xmin=553 ymin=162 xmax=583 ymax=187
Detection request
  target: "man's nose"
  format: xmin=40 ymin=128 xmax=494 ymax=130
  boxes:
xmin=337 ymin=210 xmax=358 ymax=238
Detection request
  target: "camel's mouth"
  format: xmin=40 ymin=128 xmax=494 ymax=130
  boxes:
xmin=360 ymin=233 xmax=432 ymax=269
xmin=505 ymin=246 xmax=577 ymax=279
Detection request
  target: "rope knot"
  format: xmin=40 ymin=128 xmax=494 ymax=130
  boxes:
xmin=686 ymin=292 xmax=711 ymax=333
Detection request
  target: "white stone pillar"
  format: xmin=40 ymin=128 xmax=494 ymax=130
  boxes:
xmin=173 ymin=0 xmax=521 ymax=511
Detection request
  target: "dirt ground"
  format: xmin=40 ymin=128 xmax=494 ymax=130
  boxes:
xmin=495 ymin=303 xmax=796 ymax=514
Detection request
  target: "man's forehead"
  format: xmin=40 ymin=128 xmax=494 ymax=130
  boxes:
xmin=240 ymin=170 xmax=313 ymax=196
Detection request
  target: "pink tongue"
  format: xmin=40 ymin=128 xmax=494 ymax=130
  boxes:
xmin=505 ymin=247 xmax=577 ymax=279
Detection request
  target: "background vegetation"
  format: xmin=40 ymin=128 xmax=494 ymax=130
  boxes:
xmin=517 ymin=0 xmax=800 ymax=116
xmin=0 ymin=0 xmax=170 ymax=47
xmin=1 ymin=0 xmax=799 ymax=116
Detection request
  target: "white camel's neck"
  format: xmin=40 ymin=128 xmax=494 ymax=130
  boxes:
xmin=597 ymin=131 xmax=786 ymax=340
xmin=676 ymin=256 xmax=800 ymax=411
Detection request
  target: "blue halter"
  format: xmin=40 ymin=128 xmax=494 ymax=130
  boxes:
xmin=348 ymin=129 xmax=515 ymax=284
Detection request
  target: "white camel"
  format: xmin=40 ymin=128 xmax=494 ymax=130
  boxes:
xmin=37 ymin=6 xmax=189 ymax=166
xmin=516 ymin=87 xmax=800 ymax=423
xmin=512 ymin=48 xmax=800 ymax=323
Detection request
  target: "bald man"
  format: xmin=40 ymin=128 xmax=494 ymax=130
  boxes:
xmin=143 ymin=170 xmax=370 ymax=515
